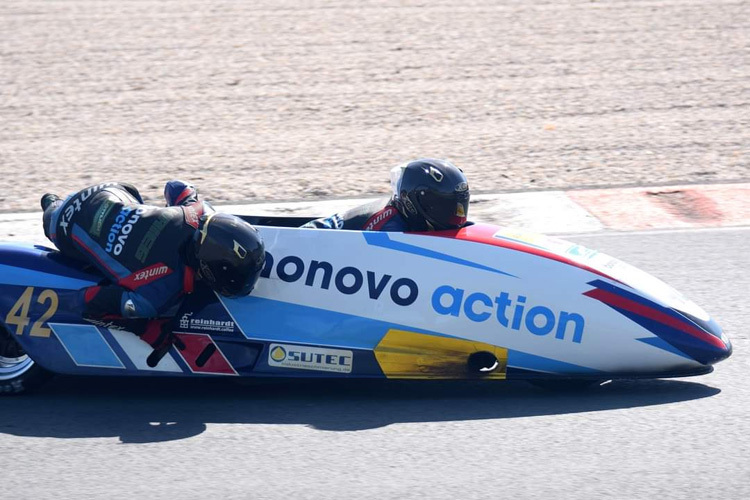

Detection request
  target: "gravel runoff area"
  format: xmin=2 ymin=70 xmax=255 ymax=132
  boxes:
xmin=1 ymin=0 xmax=748 ymax=212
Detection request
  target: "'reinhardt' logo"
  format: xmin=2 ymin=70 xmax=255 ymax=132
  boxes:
xmin=179 ymin=312 xmax=193 ymax=330
xmin=178 ymin=312 xmax=234 ymax=333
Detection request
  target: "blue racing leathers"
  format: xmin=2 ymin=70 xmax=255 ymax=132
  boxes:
xmin=43 ymin=181 xmax=209 ymax=319
xmin=301 ymin=198 xmax=409 ymax=231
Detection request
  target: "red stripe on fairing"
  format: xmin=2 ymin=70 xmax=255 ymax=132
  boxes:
xmin=71 ymin=233 xmax=119 ymax=277
xmin=174 ymin=333 xmax=236 ymax=375
xmin=427 ymin=223 xmax=618 ymax=281
xmin=584 ymin=288 xmax=726 ymax=349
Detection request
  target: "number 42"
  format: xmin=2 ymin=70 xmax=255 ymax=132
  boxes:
xmin=5 ymin=287 xmax=59 ymax=337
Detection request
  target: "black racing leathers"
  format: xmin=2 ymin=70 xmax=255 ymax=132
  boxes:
xmin=301 ymin=198 xmax=410 ymax=231
xmin=43 ymin=182 xmax=207 ymax=319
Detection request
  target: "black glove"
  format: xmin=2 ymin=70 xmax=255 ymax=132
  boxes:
xmin=140 ymin=319 xmax=185 ymax=367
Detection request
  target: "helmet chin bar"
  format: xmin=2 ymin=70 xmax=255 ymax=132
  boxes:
xmin=408 ymin=206 xmax=433 ymax=232
xmin=401 ymin=193 xmax=418 ymax=215
xmin=198 ymin=260 xmax=217 ymax=284
xmin=423 ymin=217 xmax=457 ymax=231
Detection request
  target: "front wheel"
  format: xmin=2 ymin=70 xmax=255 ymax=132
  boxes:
xmin=0 ymin=325 xmax=52 ymax=395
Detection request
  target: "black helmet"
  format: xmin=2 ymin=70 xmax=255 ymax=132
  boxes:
xmin=391 ymin=158 xmax=470 ymax=230
xmin=194 ymin=213 xmax=266 ymax=298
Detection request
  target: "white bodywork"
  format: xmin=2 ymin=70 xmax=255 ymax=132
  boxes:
xmin=219 ymin=224 xmax=719 ymax=376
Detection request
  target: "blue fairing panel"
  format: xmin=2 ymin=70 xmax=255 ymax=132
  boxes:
xmin=0 ymin=244 xmax=98 ymax=289
xmin=50 ymin=323 xmax=125 ymax=369
xmin=219 ymin=295 xmax=457 ymax=350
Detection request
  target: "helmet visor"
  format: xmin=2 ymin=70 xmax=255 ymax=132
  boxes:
xmin=416 ymin=190 xmax=469 ymax=229
xmin=389 ymin=163 xmax=408 ymax=197
xmin=197 ymin=255 xmax=261 ymax=298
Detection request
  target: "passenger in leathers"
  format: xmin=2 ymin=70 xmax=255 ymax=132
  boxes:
xmin=301 ymin=158 xmax=470 ymax=232
xmin=40 ymin=180 xmax=265 ymax=361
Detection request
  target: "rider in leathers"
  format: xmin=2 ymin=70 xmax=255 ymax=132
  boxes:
xmin=302 ymin=158 xmax=470 ymax=232
xmin=41 ymin=181 xmax=265 ymax=360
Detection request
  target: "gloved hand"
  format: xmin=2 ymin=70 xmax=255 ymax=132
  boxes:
xmin=140 ymin=319 xmax=185 ymax=367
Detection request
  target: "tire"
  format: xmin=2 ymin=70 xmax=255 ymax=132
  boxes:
xmin=0 ymin=324 xmax=52 ymax=395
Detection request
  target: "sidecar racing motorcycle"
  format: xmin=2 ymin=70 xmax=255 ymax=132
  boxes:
xmin=0 ymin=215 xmax=732 ymax=394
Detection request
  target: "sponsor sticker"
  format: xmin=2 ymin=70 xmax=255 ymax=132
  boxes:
xmin=456 ymin=202 xmax=466 ymax=217
xmin=363 ymin=207 xmax=395 ymax=231
xmin=492 ymin=229 xmax=546 ymax=246
xmin=565 ymin=244 xmax=599 ymax=260
xmin=178 ymin=312 xmax=235 ymax=333
xmin=260 ymin=250 xmax=419 ymax=307
xmin=59 ymin=183 xmax=117 ymax=236
xmin=268 ymin=343 xmax=353 ymax=374
xmin=133 ymin=264 xmax=170 ymax=282
xmin=135 ymin=210 xmax=174 ymax=263
xmin=119 ymin=263 xmax=173 ymax=289
xmin=84 ymin=318 xmax=127 ymax=331
xmin=89 ymin=200 xmax=116 ymax=237
xmin=182 ymin=202 xmax=203 ymax=229
xmin=431 ymin=285 xmax=585 ymax=343
xmin=106 ymin=206 xmax=146 ymax=255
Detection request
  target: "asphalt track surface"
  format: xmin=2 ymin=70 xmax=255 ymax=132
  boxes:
xmin=1 ymin=226 xmax=748 ymax=500
xmin=1 ymin=0 xmax=749 ymax=210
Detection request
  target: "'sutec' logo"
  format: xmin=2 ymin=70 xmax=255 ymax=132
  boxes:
xmin=267 ymin=343 xmax=353 ymax=374
xmin=270 ymin=346 xmax=287 ymax=362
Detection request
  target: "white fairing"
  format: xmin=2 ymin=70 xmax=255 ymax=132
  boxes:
xmin=492 ymin=229 xmax=711 ymax=321
xmin=223 ymin=225 xmax=714 ymax=376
